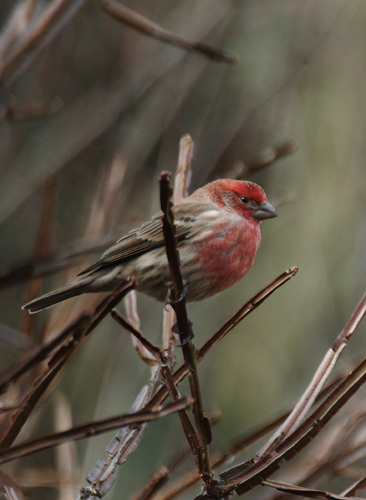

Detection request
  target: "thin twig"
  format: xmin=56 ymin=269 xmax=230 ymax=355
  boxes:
xmin=0 ymin=315 xmax=89 ymax=394
xmin=21 ymin=177 xmax=57 ymax=339
xmin=174 ymin=134 xmax=194 ymax=201
xmin=341 ymin=474 xmax=366 ymax=497
xmin=220 ymin=358 xmax=366 ymax=495
xmin=111 ymin=308 xmax=164 ymax=362
xmin=0 ymin=0 xmax=87 ymax=88
xmin=256 ymin=292 xmax=366 ymax=458
xmin=100 ymin=0 xmax=237 ymax=64
xmin=153 ymin=360 xmax=365 ymax=500
xmin=147 ymin=267 xmax=299 ymax=409
xmin=246 ymin=138 xmax=299 ymax=173
xmin=262 ymin=479 xmax=364 ymax=500
xmin=124 ymin=286 xmax=159 ymax=367
xmin=0 ymin=236 xmax=119 ymax=289
xmin=0 ymin=282 xmax=134 ymax=451
xmin=211 ymin=138 xmax=299 ymax=182
xmin=199 ymin=267 xmax=298 ymax=358
xmin=159 ymin=172 xmax=192 ymax=343
xmin=132 ymin=445 xmax=191 ymax=500
xmin=161 ymin=365 xmax=202 ymax=470
xmin=0 ymin=398 xmax=192 ymax=465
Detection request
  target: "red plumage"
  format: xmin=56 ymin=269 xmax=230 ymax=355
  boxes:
xmin=23 ymin=180 xmax=277 ymax=313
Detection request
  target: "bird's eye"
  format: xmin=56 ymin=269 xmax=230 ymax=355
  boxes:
xmin=241 ymin=196 xmax=249 ymax=204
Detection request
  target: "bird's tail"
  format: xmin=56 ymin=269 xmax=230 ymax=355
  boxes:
xmin=22 ymin=278 xmax=96 ymax=314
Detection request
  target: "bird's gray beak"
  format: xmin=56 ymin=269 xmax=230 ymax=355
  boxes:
xmin=253 ymin=201 xmax=278 ymax=221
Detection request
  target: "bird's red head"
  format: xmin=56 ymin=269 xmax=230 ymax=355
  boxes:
xmin=201 ymin=179 xmax=278 ymax=222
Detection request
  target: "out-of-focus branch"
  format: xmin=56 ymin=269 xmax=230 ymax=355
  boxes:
xmin=22 ymin=177 xmax=57 ymax=338
xmin=213 ymin=138 xmax=299 ymax=181
xmin=100 ymin=0 xmax=237 ymax=64
xmin=341 ymin=474 xmax=366 ymax=497
xmin=0 ymin=315 xmax=87 ymax=394
xmin=0 ymin=0 xmax=87 ymax=89
xmin=0 ymin=282 xmax=135 ymax=451
xmin=0 ymin=96 xmax=64 ymax=122
xmin=0 ymin=236 xmax=118 ymax=290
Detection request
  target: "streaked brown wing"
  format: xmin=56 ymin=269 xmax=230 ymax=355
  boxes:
xmin=78 ymin=200 xmax=214 ymax=275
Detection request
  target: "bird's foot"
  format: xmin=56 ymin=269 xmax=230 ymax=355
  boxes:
xmin=172 ymin=320 xmax=195 ymax=346
xmin=163 ymin=280 xmax=188 ymax=310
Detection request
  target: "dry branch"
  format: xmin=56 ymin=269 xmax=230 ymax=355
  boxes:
xmin=162 ymin=134 xmax=194 ymax=354
xmin=147 ymin=267 xmax=299 ymax=409
xmin=159 ymin=171 xmax=213 ymax=486
xmin=0 ymin=236 xmax=118 ymax=290
xmin=219 ymin=357 xmax=366 ymax=496
xmin=0 ymin=398 xmax=192 ymax=465
xmin=100 ymin=0 xmax=237 ymax=64
xmin=111 ymin=308 xmax=164 ymax=362
xmin=257 ymin=292 xmax=366 ymax=457
xmin=0 ymin=0 xmax=87 ymax=88
xmin=0 ymin=282 xmax=134 ymax=451
xmin=262 ymin=479 xmax=364 ymax=500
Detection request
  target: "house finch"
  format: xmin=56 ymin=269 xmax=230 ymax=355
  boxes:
xmin=23 ymin=179 xmax=277 ymax=313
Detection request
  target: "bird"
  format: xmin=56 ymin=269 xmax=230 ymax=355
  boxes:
xmin=22 ymin=179 xmax=278 ymax=313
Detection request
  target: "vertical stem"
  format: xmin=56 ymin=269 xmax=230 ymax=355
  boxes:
xmin=159 ymin=171 xmax=213 ymax=485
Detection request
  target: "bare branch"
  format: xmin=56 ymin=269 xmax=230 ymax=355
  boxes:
xmin=341 ymin=475 xmax=366 ymax=497
xmin=0 ymin=0 xmax=87 ymax=89
xmin=257 ymin=292 xmax=366 ymax=458
xmin=0 ymin=282 xmax=134 ymax=451
xmin=219 ymin=358 xmax=366 ymax=495
xmin=199 ymin=266 xmax=298 ymax=357
xmin=100 ymin=0 xmax=237 ymax=64
xmin=159 ymin=171 xmax=213 ymax=486
xmin=147 ymin=267 xmax=299 ymax=409
xmin=161 ymin=365 xmax=202 ymax=470
xmin=262 ymin=479 xmax=364 ymax=500
xmin=111 ymin=308 xmax=164 ymax=363
xmin=0 ymin=398 xmax=192 ymax=465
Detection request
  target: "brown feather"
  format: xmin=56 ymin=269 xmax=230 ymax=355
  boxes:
xmin=79 ymin=200 xmax=217 ymax=276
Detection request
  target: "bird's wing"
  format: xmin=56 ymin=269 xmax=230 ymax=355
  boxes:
xmin=78 ymin=200 xmax=215 ymax=275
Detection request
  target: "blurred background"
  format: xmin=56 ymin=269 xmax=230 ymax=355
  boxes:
xmin=0 ymin=0 xmax=365 ymax=499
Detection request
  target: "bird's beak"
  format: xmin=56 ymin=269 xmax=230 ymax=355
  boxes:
xmin=253 ymin=201 xmax=278 ymax=221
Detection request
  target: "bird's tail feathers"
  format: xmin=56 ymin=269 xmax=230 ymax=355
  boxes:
xmin=23 ymin=265 xmax=127 ymax=314
xmin=22 ymin=278 xmax=95 ymax=314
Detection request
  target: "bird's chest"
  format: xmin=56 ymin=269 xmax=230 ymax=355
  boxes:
xmin=195 ymin=220 xmax=261 ymax=293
